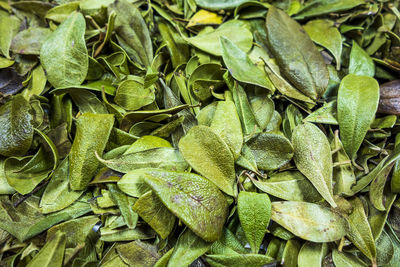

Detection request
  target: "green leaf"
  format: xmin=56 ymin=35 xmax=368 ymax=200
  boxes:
xmin=167 ymin=229 xmax=212 ymax=267
xmin=26 ymin=231 xmax=66 ymax=267
xmin=142 ymin=168 xmax=228 ymax=242
xmin=124 ymin=135 xmax=172 ymax=155
xmin=132 ymin=191 xmax=176 ymax=239
xmin=220 ymin=37 xmax=274 ymax=91
xmin=118 ymin=171 xmax=151 ymax=198
xmin=266 ymin=7 xmax=329 ymax=100
xmin=97 ymin=147 xmax=188 ymax=173
xmin=303 ymin=100 xmax=338 ymax=125
xmin=206 ymin=254 xmax=274 ymax=267
xmin=252 ymin=171 xmax=323 ymax=202
xmin=116 ymin=240 xmax=160 ymax=267
xmin=0 ymin=95 xmax=33 ymax=157
xmin=0 ymin=195 xmax=91 ymax=241
xmin=187 ymin=20 xmax=253 ymax=56
xmin=114 ymin=80 xmax=155 ymax=111
xmin=107 ymin=184 xmax=138 ymax=229
xmin=21 ymin=65 xmax=47 ymax=100
xmin=292 ymin=123 xmax=336 ymax=207
xmin=4 ymin=148 xmax=51 ymax=195
xmin=349 ymin=41 xmax=375 ymax=77
xmin=224 ymin=72 xmax=261 ymax=138
xmin=298 ymin=242 xmax=328 ymax=267
xmin=369 ymin=163 xmax=393 ymax=211
xmin=246 ymin=132 xmax=294 ymax=171
xmin=249 ymin=94 xmax=274 ymax=131
xmin=295 ymin=0 xmax=366 ymax=19
xmin=69 ymin=113 xmax=114 ymax=190
xmin=0 ymin=56 xmax=14 ymax=68
xmin=40 ymin=12 xmax=88 ymax=88
xmin=46 ymin=215 xmax=100 ymax=248
xmin=45 ymin=1 xmax=80 ymax=23
xmin=158 ymin=19 xmax=189 ymax=68
xmin=210 ymin=227 xmax=247 ymax=255
xmin=237 ymin=191 xmax=271 ymax=253
xmin=303 ymin=19 xmax=342 ymax=70
xmin=337 ymin=74 xmax=380 ymax=159
xmin=210 ymin=98 xmax=243 ymax=159
xmin=345 ymin=197 xmax=376 ymax=262
xmin=178 ymin=125 xmax=236 ymax=196
xmin=281 ymin=239 xmax=301 ymax=267
xmin=10 ymin=28 xmax=51 ymax=55
xmin=0 ymin=10 xmax=20 ymax=58
xmin=332 ymin=249 xmax=368 ymax=267
xmin=271 ymin=201 xmax=348 ymax=242
xmin=68 ymin=89 xmax=109 ymax=114
xmin=108 ymin=0 xmax=153 ymax=67
xmin=0 ymin=159 xmax=15 ymax=194
xmin=375 ymin=230 xmax=394 ymax=266
xmin=39 ymin=158 xmax=83 ymax=214
xmin=331 ymin=132 xmax=356 ymax=196
xmin=195 ymin=0 xmax=250 ymax=10
xmin=100 ymin=226 xmax=155 ymax=242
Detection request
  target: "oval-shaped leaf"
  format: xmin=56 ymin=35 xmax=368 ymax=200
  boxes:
xmin=114 ymin=79 xmax=155 ymax=111
xmin=133 ymin=191 xmax=176 ymax=239
xmin=39 ymin=158 xmax=83 ymax=214
xmin=246 ymin=132 xmax=294 ymax=171
xmin=220 ymin=36 xmax=274 ymax=90
xmin=345 ymin=197 xmax=376 ymax=262
xmin=206 ymin=254 xmax=274 ymax=267
xmin=337 ymin=74 xmax=380 ymax=159
xmin=0 ymin=95 xmax=33 ymax=157
xmin=210 ymin=98 xmax=243 ymax=159
xmin=292 ymin=123 xmax=336 ymax=207
xmin=187 ymin=20 xmax=253 ymax=56
xmin=40 ymin=12 xmax=88 ymax=88
xmin=195 ymin=0 xmax=249 ymax=10
xmin=298 ymin=242 xmax=328 ymax=267
xmin=97 ymin=147 xmax=188 ymax=174
xmin=141 ymin=168 xmax=229 ymax=242
xmin=271 ymin=201 xmax=348 ymax=242
xmin=108 ymin=0 xmax=153 ymax=67
xmin=69 ymin=113 xmax=114 ymax=190
xmin=266 ymin=7 xmax=329 ymax=100
xmin=238 ymin=191 xmax=271 ymax=253
xmin=349 ymin=41 xmax=375 ymax=77
xmin=178 ymin=125 xmax=236 ymax=196
xmin=167 ymin=229 xmax=212 ymax=267
xmin=252 ymin=171 xmax=323 ymax=202
xmin=11 ymin=27 xmax=51 ymax=55
xmin=303 ymin=19 xmax=342 ymax=70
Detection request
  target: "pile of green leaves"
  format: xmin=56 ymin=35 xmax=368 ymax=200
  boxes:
xmin=1 ymin=0 xmax=400 ymax=266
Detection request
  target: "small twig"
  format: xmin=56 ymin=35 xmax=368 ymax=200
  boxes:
xmin=13 ymin=180 xmax=49 ymax=208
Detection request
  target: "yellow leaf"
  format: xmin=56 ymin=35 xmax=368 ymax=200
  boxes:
xmin=187 ymin=9 xmax=223 ymax=28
